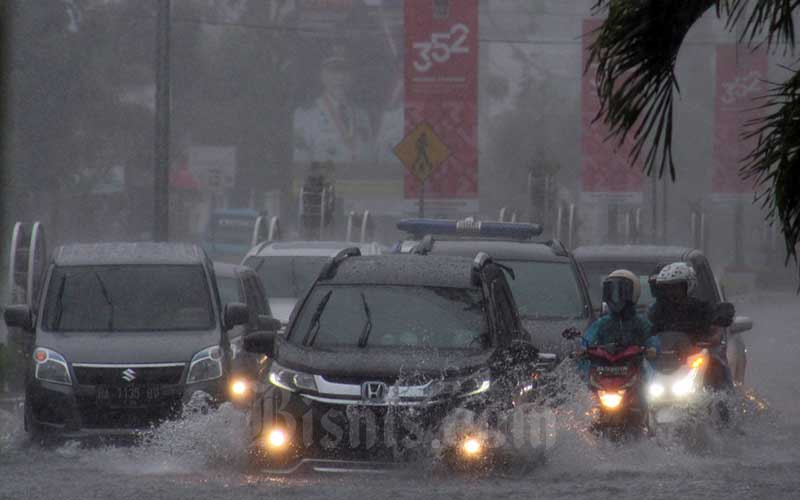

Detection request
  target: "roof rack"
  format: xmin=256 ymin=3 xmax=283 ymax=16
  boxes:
xmin=318 ymin=247 xmax=362 ymax=280
xmin=397 ymin=218 xmax=543 ymax=240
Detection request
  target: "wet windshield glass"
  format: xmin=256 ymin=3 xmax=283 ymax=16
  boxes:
xmin=43 ymin=265 xmax=214 ymax=331
xmin=503 ymin=261 xmax=585 ymax=318
xmin=290 ymin=285 xmax=488 ymax=350
xmin=246 ymin=256 xmax=329 ymax=298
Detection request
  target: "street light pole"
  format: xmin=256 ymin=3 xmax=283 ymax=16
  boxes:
xmin=153 ymin=0 xmax=171 ymax=241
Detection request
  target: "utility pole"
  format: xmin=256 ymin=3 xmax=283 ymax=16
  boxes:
xmin=153 ymin=0 xmax=171 ymax=241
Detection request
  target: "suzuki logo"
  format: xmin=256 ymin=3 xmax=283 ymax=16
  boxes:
xmin=121 ymin=368 xmax=137 ymax=382
xmin=362 ymin=381 xmax=387 ymax=402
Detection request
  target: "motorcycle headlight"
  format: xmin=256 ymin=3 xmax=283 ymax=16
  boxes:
xmin=671 ymin=369 xmax=699 ymax=397
xmin=33 ymin=347 xmax=72 ymax=385
xmin=648 ymin=382 xmax=666 ymax=399
xmin=187 ymin=345 xmax=224 ymax=384
xmin=267 ymin=362 xmax=317 ymax=393
xmin=598 ymin=390 xmax=624 ymax=409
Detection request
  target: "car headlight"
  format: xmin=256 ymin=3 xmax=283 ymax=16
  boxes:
xmin=187 ymin=345 xmax=224 ymax=384
xmin=426 ymin=369 xmax=492 ymax=398
xmin=33 ymin=347 xmax=72 ymax=385
xmin=267 ymin=362 xmax=317 ymax=393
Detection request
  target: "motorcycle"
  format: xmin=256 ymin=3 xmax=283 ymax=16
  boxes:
xmin=584 ymin=343 xmax=649 ymax=438
xmin=645 ymin=331 xmax=714 ymax=436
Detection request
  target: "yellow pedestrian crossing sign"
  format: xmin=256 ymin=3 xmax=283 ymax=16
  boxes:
xmin=393 ymin=122 xmax=450 ymax=182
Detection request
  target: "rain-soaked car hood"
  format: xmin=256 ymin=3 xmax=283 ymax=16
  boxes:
xmin=35 ymin=329 xmax=221 ymax=365
xmin=274 ymin=335 xmax=492 ymax=380
xmin=523 ymin=317 xmax=589 ymax=358
xmin=269 ymin=298 xmax=296 ymax=324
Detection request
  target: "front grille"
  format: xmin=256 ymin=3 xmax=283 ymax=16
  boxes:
xmin=73 ymin=365 xmax=185 ymax=386
xmin=322 ymin=374 xmax=434 ymax=386
xmin=76 ymin=394 xmax=183 ymax=429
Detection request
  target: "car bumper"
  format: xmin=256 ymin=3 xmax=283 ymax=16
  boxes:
xmin=249 ymin=390 xmax=492 ymax=468
xmin=26 ymin=377 xmax=227 ymax=437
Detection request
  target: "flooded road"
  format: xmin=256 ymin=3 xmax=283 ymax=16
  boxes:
xmin=1 ymin=292 xmax=798 ymax=500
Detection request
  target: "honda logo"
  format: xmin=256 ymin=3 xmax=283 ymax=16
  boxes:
xmin=362 ymin=381 xmax=387 ymax=402
xmin=121 ymin=368 xmax=137 ymax=382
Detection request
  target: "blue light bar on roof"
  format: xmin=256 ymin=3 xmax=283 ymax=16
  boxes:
xmin=397 ymin=218 xmax=543 ymax=240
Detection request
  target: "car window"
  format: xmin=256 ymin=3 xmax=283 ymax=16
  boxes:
xmin=217 ymin=275 xmax=243 ymax=306
xmin=689 ymin=255 xmax=719 ymax=304
xmin=246 ymin=256 xmax=330 ymax=298
xmin=501 ymin=260 xmax=586 ymax=318
xmin=43 ymin=265 xmax=215 ymax=332
xmin=245 ymin=273 xmax=271 ymax=316
xmin=290 ymin=285 xmax=488 ymax=350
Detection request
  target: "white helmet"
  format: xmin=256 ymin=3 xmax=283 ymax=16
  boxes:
xmin=607 ymin=269 xmax=641 ymax=303
xmin=654 ymin=262 xmax=697 ymax=295
xmin=602 ymin=269 xmax=641 ymax=313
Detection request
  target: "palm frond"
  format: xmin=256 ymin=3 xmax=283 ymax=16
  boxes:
xmin=741 ymin=68 xmax=800 ymax=264
xmin=727 ymin=0 xmax=799 ymax=50
xmin=588 ymin=0 xmax=716 ymax=179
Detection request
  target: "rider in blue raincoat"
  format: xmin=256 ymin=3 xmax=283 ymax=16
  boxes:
xmin=580 ymin=270 xmax=660 ymax=376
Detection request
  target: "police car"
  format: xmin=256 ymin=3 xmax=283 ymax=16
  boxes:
xmin=394 ymin=218 xmax=596 ymax=359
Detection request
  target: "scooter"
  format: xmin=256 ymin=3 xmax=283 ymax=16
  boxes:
xmin=645 ymin=331 xmax=713 ymax=435
xmin=584 ymin=343 xmax=649 ymax=439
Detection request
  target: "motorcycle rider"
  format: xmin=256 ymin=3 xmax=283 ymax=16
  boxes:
xmin=582 ymin=269 xmax=659 ymax=354
xmin=648 ymin=262 xmax=733 ymax=390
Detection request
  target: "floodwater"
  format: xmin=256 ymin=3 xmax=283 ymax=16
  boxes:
xmin=1 ymin=292 xmax=798 ymax=500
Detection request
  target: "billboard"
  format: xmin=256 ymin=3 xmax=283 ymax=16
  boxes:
xmin=712 ymin=44 xmax=768 ymax=201
xmin=403 ymin=0 xmax=479 ymax=206
xmin=581 ymin=18 xmax=644 ymax=204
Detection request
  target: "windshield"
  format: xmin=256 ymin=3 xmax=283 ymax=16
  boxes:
xmin=209 ymin=216 xmax=254 ymax=246
xmin=216 ymin=275 xmax=242 ymax=305
xmin=290 ymin=285 xmax=488 ymax=350
xmin=503 ymin=261 xmax=586 ymax=319
xmin=581 ymin=262 xmax=659 ymax=309
xmin=42 ymin=265 xmax=215 ymax=332
xmin=246 ymin=256 xmax=330 ymax=298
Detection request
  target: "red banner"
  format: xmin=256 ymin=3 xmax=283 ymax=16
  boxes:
xmin=712 ymin=44 xmax=768 ymax=199
xmin=581 ymin=18 xmax=644 ymax=203
xmin=404 ymin=0 xmax=478 ymax=200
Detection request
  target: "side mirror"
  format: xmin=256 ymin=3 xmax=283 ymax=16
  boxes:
xmin=730 ymin=315 xmax=753 ymax=334
xmin=712 ymin=301 xmax=735 ymax=328
xmin=561 ymin=327 xmax=582 ymax=340
xmin=243 ymin=330 xmax=276 ymax=356
xmin=4 ymin=304 xmax=33 ymax=330
xmin=257 ymin=315 xmax=282 ymax=332
xmin=224 ymin=302 xmax=249 ymax=329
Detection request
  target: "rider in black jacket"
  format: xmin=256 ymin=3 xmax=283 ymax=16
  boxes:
xmin=648 ymin=262 xmax=733 ymax=390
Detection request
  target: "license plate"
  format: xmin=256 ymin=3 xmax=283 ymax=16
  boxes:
xmin=96 ymin=385 xmax=161 ymax=406
xmin=597 ymin=366 xmax=628 ymax=376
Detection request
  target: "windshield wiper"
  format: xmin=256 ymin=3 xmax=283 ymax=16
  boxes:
xmin=94 ymin=272 xmax=114 ymax=330
xmin=303 ymin=290 xmax=333 ymax=346
xmin=357 ymin=292 xmax=373 ymax=348
xmin=52 ymin=275 xmax=67 ymax=330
